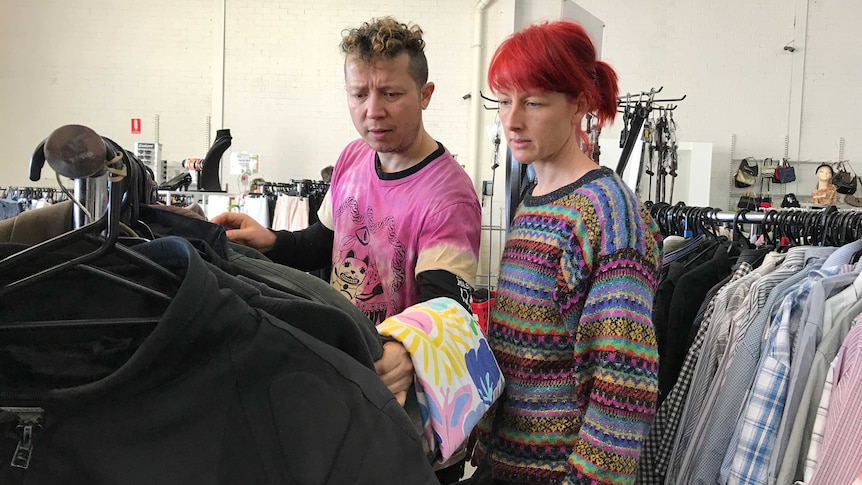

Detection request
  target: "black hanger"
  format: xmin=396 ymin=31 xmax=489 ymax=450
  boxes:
xmin=835 ymin=210 xmax=854 ymax=246
xmin=0 ymin=125 xmax=182 ymax=330
xmin=758 ymin=209 xmax=779 ymax=248
xmin=846 ymin=210 xmax=862 ymax=263
xmin=788 ymin=210 xmax=806 ymax=246
xmin=816 ymin=205 xmax=838 ymax=246
xmin=823 ymin=207 xmax=844 ymax=247
xmin=702 ymin=208 xmax=726 ymax=242
xmin=852 ymin=211 xmax=862 ymax=242
xmin=732 ymin=209 xmax=754 ymax=250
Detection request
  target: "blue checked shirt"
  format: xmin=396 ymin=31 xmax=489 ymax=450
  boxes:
xmin=637 ymin=264 xmax=753 ymax=485
xmin=726 ymin=313 xmax=790 ymax=485
xmin=721 ymin=269 xmax=830 ymax=484
xmin=681 ymin=247 xmax=835 ymax=485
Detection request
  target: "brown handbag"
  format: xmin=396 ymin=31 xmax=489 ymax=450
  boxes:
xmin=832 ymin=161 xmax=857 ymax=195
xmin=734 ymin=157 xmax=759 ymax=188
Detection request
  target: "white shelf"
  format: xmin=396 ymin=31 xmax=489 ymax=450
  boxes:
xmin=157 ymin=190 xmax=239 ymax=219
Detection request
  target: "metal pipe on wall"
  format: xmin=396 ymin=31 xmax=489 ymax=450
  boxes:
xmin=470 ymin=0 xmax=494 ymax=190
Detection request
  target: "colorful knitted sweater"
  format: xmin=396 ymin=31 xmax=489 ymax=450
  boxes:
xmin=476 ymin=167 xmax=662 ymax=485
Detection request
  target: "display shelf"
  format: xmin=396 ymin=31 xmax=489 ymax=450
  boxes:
xmin=157 ymin=190 xmax=239 ymax=219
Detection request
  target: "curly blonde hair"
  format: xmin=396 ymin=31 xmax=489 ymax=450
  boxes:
xmin=341 ymin=16 xmax=428 ymax=87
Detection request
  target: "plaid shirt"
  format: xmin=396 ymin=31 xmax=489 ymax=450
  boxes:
xmin=724 ymin=296 xmax=792 ymax=484
xmin=636 ymin=264 xmax=752 ymax=485
xmin=722 ymin=265 xmax=844 ymax=485
xmin=681 ymin=249 xmax=836 ymax=484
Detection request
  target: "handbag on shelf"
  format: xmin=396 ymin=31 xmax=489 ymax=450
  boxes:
xmin=758 ymin=175 xmax=772 ymax=209
xmin=762 ymin=157 xmax=775 ymax=175
xmin=737 ymin=191 xmax=757 ymax=210
xmin=845 ymin=184 xmax=862 ymax=207
xmin=773 ymin=158 xmax=797 ymax=184
xmin=734 ymin=157 xmax=759 ymax=188
xmin=833 ymin=161 xmax=857 ymax=195
xmin=781 ymin=193 xmax=801 ymax=208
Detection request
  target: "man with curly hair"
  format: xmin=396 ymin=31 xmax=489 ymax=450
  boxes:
xmin=212 ymin=17 xmax=481 ymax=484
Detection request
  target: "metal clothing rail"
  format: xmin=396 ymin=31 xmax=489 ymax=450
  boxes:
xmin=648 ymin=203 xmax=862 ymax=247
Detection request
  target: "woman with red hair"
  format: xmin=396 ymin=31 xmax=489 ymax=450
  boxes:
xmin=470 ymin=20 xmax=663 ymax=484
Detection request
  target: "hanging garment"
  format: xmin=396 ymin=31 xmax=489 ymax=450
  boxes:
xmin=652 ymin=262 xmax=687 ymax=401
xmin=140 ymin=203 xmax=383 ymax=362
xmin=721 ymin=264 xmax=854 ymax=485
xmin=0 ymin=199 xmax=21 ymax=221
xmin=775 ymin=288 xmax=862 ymax=484
xmin=243 ymin=195 xmax=270 ymax=228
xmin=665 ymin=254 xmax=783 ymax=484
xmin=808 ymin=322 xmax=862 ymax=484
xmin=0 ymin=199 xmax=73 ymax=244
xmin=0 ymin=236 xmax=436 ymax=485
xmin=801 ymin=357 xmax=837 ymax=483
xmin=672 ymin=247 xmax=836 ymax=484
xmin=767 ymin=252 xmax=862 ymax=483
xmin=637 ymin=263 xmax=753 ymax=485
xmin=659 ymin=244 xmax=734 ymax=400
xmin=272 ymin=194 xmax=310 ymax=231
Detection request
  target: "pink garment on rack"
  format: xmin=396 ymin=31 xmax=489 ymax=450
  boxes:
xmin=272 ymin=194 xmax=309 ymax=231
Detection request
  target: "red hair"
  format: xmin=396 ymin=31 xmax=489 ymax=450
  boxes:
xmin=488 ymin=20 xmax=618 ymax=145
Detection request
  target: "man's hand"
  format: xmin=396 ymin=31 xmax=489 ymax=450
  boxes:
xmin=374 ymin=341 xmax=414 ymax=406
xmin=210 ymin=212 xmax=277 ymax=253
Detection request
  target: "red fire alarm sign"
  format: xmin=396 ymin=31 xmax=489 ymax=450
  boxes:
xmin=131 ymin=118 xmax=141 ymax=134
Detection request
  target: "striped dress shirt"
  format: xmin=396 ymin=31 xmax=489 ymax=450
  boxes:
xmin=800 ymin=356 xmax=836 ymax=483
xmin=809 ymin=322 xmax=862 ymax=484
xmin=680 ymin=247 xmax=835 ymax=484
xmin=775 ymin=292 xmax=862 ymax=484
xmin=723 ymin=266 xmax=845 ymax=485
xmin=637 ymin=264 xmax=752 ymax=485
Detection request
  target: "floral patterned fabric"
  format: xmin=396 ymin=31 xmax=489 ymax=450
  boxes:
xmin=377 ymin=297 xmax=504 ymax=463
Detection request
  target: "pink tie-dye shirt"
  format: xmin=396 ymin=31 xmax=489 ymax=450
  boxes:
xmin=319 ymin=139 xmax=480 ymax=324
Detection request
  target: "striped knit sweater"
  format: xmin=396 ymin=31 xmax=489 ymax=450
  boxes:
xmin=476 ymin=167 xmax=662 ymax=485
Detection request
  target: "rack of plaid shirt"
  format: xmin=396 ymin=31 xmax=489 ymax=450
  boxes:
xmin=637 ymin=203 xmax=862 ymax=485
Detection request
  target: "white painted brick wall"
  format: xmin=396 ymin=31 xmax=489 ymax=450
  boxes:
xmin=221 ymin=0 xmax=474 ymax=184
xmin=0 ymin=0 xmax=475 ymax=188
xmin=801 ymin=0 xmax=862 ymax=161
xmin=0 ymin=0 xmax=214 ymax=185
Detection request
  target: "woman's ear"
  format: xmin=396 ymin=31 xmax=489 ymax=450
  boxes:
xmin=571 ymin=93 xmax=589 ymax=124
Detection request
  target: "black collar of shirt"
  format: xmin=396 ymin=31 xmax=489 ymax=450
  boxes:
xmin=374 ymin=142 xmax=444 ymax=180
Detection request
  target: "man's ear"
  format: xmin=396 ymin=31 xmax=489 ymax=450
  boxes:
xmin=420 ymin=82 xmax=435 ymax=109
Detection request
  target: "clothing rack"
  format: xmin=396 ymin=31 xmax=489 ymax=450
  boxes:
xmin=649 ymin=203 xmax=862 ymax=248
xmin=1 ymin=186 xmax=68 ymax=203
xmin=618 ymin=88 xmax=687 ymax=203
xmin=251 ymin=179 xmax=329 ymax=198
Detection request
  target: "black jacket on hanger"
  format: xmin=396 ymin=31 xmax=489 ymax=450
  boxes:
xmin=659 ymin=243 xmax=735 ymax=399
xmin=0 ymin=237 xmax=436 ymax=484
xmin=139 ymin=204 xmax=383 ymax=362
